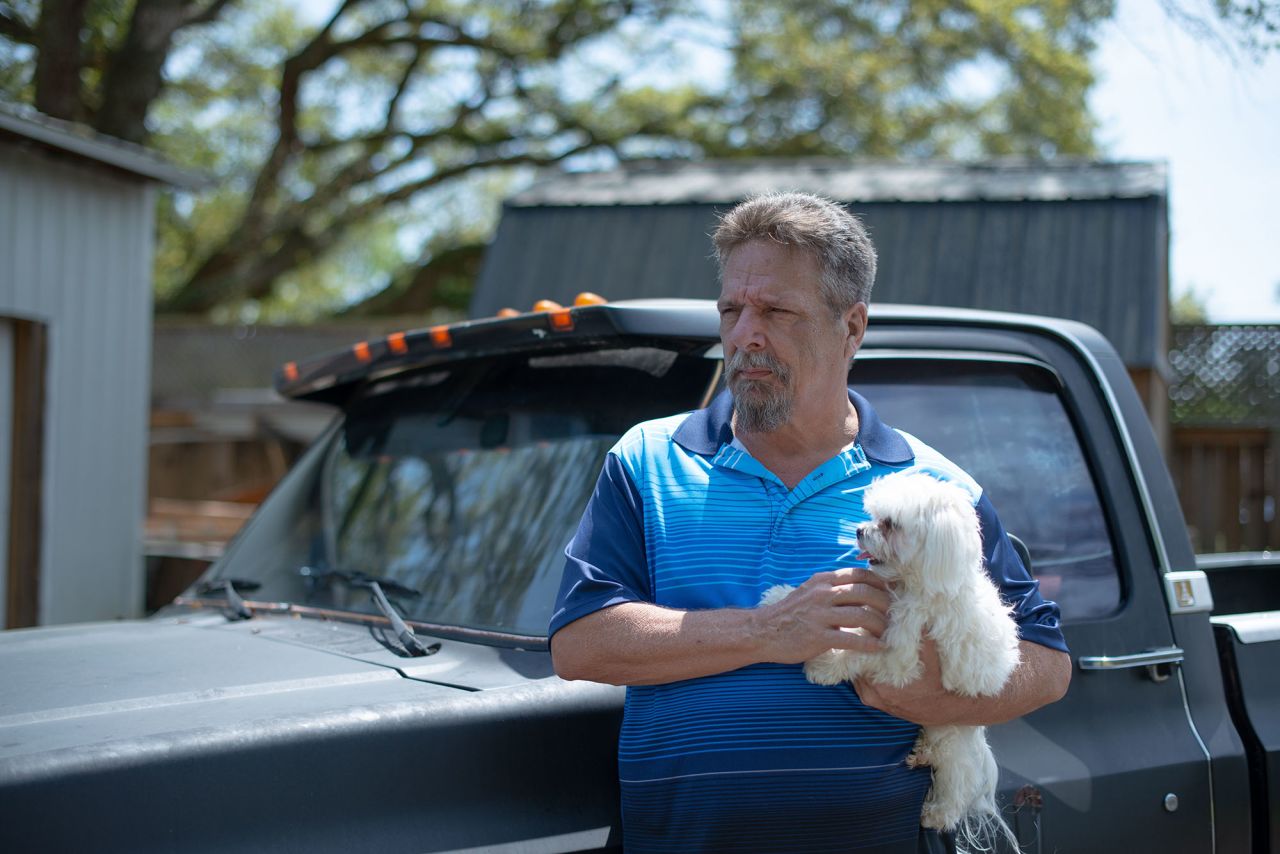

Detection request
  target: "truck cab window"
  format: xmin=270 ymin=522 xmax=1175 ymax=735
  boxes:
xmin=853 ymin=359 xmax=1121 ymax=622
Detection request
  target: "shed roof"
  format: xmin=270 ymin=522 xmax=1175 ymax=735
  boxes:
xmin=509 ymin=159 xmax=1167 ymax=206
xmin=0 ymin=101 xmax=203 ymax=188
xmin=473 ymin=159 xmax=1169 ymax=368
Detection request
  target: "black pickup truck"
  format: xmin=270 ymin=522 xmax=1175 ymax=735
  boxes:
xmin=0 ymin=300 xmax=1276 ymax=853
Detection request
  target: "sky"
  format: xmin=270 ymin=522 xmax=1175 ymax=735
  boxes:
xmin=1089 ymin=1 xmax=1280 ymax=322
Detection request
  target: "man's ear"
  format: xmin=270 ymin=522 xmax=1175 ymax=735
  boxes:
xmin=845 ymin=302 xmax=868 ymax=360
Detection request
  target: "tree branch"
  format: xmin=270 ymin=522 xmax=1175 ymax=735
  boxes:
xmin=339 ymin=241 xmax=487 ymax=316
xmin=0 ymin=7 xmax=36 ymax=44
xmin=183 ymin=0 xmax=237 ymax=28
xmin=235 ymin=0 xmax=375 ymax=243
xmin=384 ymin=44 xmax=423 ymax=131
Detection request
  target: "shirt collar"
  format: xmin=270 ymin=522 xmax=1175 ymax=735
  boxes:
xmin=672 ymin=387 xmax=914 ymax=464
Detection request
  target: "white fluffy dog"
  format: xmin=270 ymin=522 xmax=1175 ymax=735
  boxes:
xmin=761 ymin=471 xmax=1021 ymax=848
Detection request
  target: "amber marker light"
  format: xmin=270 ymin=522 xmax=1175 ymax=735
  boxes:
xmin=283 ymin=362 xmax=299 ymax=381
xmin=532 ymin=299 xmax=563 ymax=312
xmin=574 ymin=292 xmax=607 ymax=306
xmin=387 ymin=332 xmax=408 ymax=354
xmin=497 ymin=308 xmax=520 ymax=318
xmin=429 ymin=325 xmax=453 ymax=348
xmin=353 ymin=341 xmax=372 ymax=362
xmin=549 ymin=308 xmax=574 ymax=331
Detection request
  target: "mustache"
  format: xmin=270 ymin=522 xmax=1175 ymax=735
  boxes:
xmin=727 ymin=350 xmax=790 ymax=382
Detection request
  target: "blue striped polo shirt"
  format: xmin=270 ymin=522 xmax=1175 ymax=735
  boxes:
xmin=550 ymin=389 xmax=1066 ymax=853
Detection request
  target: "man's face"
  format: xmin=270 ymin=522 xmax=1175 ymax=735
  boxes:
xmin=717 ymin=240 xmax=865 ymax=433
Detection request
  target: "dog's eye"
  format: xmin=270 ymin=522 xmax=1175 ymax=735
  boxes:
xmin=879 ymin=517 xmax=896 ymax=531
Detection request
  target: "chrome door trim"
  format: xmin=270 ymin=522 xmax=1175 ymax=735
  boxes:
xmin=1078 ymin=647 xmax=1185 ymax=670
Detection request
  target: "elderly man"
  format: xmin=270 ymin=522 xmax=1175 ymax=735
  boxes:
xmin=549 ymin=192 xmax=1070 ymax=853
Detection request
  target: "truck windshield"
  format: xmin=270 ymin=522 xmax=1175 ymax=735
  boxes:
xmin=201 ymin=345 xmax=721 ymax=640
xmin=198 ymin=344 xmax=1117 ymax=639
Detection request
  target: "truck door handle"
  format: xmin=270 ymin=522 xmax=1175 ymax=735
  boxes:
xmin=1077 ymin=647 xmax=1184 ymax=682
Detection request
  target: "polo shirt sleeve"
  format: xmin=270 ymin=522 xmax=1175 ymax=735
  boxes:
xmin=548 ymin=451 xmax=651 ymax=639
xmin=977 ymin=493 xmax=1069 ymax=653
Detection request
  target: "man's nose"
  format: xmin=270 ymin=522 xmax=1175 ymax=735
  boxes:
xmin=726 ymin=309 xmax=766 ymax=351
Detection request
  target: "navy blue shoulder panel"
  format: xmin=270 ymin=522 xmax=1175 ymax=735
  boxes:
xmin=977 ymin=493 xmax=1068 ymax=653
xmin=549 ymin=453 xmax=651 ymax=638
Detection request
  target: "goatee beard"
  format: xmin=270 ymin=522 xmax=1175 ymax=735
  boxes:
xmin=728 ymin=350 xmax=793 ymax=433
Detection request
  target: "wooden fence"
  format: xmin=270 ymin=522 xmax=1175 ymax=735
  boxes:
xmin=1172 ymin=427 xmax=1279 ymax=553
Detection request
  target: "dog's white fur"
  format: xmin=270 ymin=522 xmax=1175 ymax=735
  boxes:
xmin=760 ymin=471 xmax=1021 ymax=848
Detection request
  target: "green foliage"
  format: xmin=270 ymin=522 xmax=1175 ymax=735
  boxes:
xmin=700 ymin=0 xmax=1109 ymax=159
xmin=1161 ymin=0 xmax=1280 ymax=58
xmin=1171 ymin=284 xmax=1211 ymax=323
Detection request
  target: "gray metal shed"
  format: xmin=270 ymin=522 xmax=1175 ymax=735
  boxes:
xmin=473 ymin=159 xmax=1170 ymax=372
xmin=0 ymin=102 xmax=198 ymax=627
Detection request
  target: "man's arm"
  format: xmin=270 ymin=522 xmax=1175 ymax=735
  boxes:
xmin=853 ymin=637 xmax=1071 ymax=727
xmin=551 ymin=568 xmax=892 ymax=686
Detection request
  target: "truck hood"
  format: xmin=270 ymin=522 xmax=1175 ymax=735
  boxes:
xmin=0 ymin=610 xmax=557 ymax=774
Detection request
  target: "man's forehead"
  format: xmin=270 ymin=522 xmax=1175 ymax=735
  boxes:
xmin=720 ymin=241 xmax=822 ymax=297
xmin=723 ymin=239 xmax=820 ymax=270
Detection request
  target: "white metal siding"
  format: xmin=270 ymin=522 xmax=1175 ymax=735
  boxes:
xmin=0 ymin=143 xmax=153 ymax=624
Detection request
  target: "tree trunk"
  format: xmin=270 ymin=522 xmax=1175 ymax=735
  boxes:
xmin=95 ymin=0 xmax=192 ymax=143
xmin=33 ymin=0 xmax=90 ymax=122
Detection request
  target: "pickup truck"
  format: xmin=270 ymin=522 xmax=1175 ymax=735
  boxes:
xmin=0 ymin=300 xmax=1275 ymax=853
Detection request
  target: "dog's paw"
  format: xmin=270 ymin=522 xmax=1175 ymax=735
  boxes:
xmin=803 ymin=650 xmax=852 ymax=685
xmin=920 ymin=795 xmax=963 ymax=832
xmin=759 ymin=584 xmax=796 ymax=607
xmin=906 ymin=733 xmax=933 ymax=769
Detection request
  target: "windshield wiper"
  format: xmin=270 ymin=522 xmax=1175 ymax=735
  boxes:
xmin=197 ymin=578 xmax=261 ymax=620
xmin=298 ymin=567 xmax=439 ymax=658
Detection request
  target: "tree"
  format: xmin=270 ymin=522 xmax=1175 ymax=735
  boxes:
xmin=1171 ymin=284 xmax=1211 ymax=323
xmin=695 ymin=1 xmax=1107 ymax=159
xmin=2 ymin=0 xmax=1269 ymax=320
xmin=1157 ymin=0 xmax=1280 ymax=59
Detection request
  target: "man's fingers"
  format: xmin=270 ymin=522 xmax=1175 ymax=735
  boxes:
xmin=822 ymin=566 xmax=890 ymax=590
xmin=830 ymin=583 xmax=891 ymax=614
xmin=831 ymin=604 xmax=888 ymax=638
xmin=828 ymin=627 xmax=884 ymax=652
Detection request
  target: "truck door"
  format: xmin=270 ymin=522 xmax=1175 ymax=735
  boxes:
xmin=855 ymin=350 xmax=1215 ymax=853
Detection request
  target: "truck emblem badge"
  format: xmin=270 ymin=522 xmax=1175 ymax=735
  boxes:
xmin=1173 ymin=579 xmax=1195 ymax=608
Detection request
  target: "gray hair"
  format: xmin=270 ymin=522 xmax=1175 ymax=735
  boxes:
xmin=711 ymin=191 xmax=877 ymax=315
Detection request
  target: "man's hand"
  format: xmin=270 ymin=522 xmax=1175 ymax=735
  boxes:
xmin=855 ymin=636 xmax=1071 ymax=727
xmin=754 ymin=567 xmax=893 ymax=664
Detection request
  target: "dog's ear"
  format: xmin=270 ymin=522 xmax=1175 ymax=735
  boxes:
xmin=916 ymin=490 xmax=981 ymax=596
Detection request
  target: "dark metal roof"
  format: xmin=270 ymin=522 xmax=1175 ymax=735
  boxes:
xmin=0 ymin=100 xmax=204 ymax=188
xmin=473 ymin=161 xmax=1168 ymax=368
xmin=509 ymin=159 xmax=1168 ymax=206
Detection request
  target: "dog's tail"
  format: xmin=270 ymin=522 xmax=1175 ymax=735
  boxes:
xmin=954 ymin=807 xmax=1021 ymax=854
xmin=949 ymin=734 xmax=1022 ymax=854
